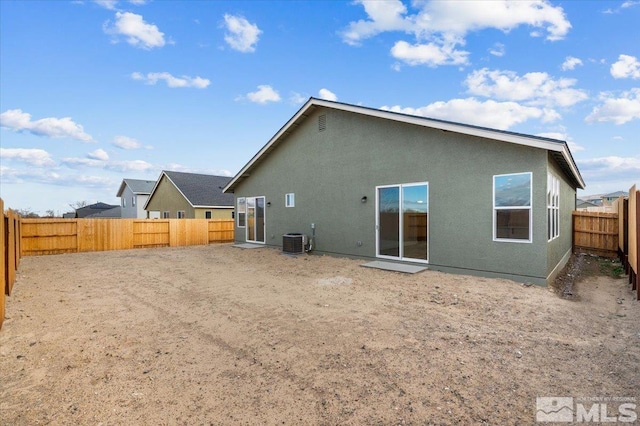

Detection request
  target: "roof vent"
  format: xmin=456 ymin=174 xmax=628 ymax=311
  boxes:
xmin=318 ymin=114 xmax=326 ymax=132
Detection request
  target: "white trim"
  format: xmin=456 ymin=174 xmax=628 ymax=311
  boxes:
xmin=547 ymin=173 xmax=560 ymax=242
xmin=493 ymin=172 xmax=533 ymax=243
xmin=237 ymin=197 xmax=246 ymax=228
xmin=285 ymin=193 xmax=295 ymax=208
xmin=224 ymin=98 xmax=585 ymax=193
xmin=245 ymin=196 xmax=266 ymax=244
xmin=375 ymin=182 xmax=429 ymax=264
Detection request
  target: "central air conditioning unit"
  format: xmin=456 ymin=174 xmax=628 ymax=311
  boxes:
xmin=283 ymin=233 xmax=307 ymax=254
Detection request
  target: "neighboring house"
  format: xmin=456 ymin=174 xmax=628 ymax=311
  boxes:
xmin=116 ymin=178 xmax=156 ymax=218
xmin=576 ymin=200 xmax=599 ymax=211
xmin=144 ymin=170 xmax=234 ymax=219
xmin=74 ymin=202 xmax=121 ymax=218
xmin=224 ymin=98 xmax=585 ymax=286
xmin=577 ymin=191 xmax=628 ymax=213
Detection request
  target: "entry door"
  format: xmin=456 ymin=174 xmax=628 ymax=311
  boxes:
xmin=246 ymin=196 xmax=265 ymax=243
xmin=376 ymin=183 xmax=428 ymax=262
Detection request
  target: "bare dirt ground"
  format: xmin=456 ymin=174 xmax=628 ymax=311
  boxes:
xmin=1 ymin=245 xmax=639 ymax=425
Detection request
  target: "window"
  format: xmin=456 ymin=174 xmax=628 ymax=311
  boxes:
xmin=205 ymin=211 xmax=212 ymax=219
xmin=162 ymin=211 xmax=170 ymax=218
xmin=285 ymin=193 xmax=295 ymax=208
xmin=122 ymin=198 xmax=126 ymax=207
xmin=237 ymin=197 xmax=246 ymax=227
xmin=547 ymin=173 xmax=560 ymax=241
xmin=132 ymin=196 xmax=136 ymax=207
xmin=177 ymin=211 xmax=185 ymax=219
xmin=493 ymin=172 xmax=532 ymax=242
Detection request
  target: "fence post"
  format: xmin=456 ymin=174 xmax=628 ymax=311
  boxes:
xmin=1 ymin=199 xmax=5 ymax=330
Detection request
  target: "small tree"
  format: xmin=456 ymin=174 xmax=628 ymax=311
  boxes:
xmin=15 ymin=208 xmax=39 ymax=218
xmin=68 ymin=200 xmax=89 ymax=210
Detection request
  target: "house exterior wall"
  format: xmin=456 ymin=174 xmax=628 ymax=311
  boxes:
xmin=120 ymin=187 xmax=150 ymax=219
xmin=145 ymin=175 xmax=194 ymax=218
xmin=120 ymin=185 xmax=137 ymax=218
xmin=233 ymin=107 xmax=576 ymax=285
xmin=546 ymin=154 xmax=577 ymax=281
xmin=194 ymin=208 xmax=233 ymax=219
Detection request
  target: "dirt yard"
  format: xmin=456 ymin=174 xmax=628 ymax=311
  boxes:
xmin=1 ymin=245 xmax=638 ymax=425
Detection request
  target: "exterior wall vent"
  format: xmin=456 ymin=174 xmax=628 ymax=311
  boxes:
xmin=318 ymin=114 xmax=326 ymax=132
xmin=283 ymin=233 xmax=307 ymax=254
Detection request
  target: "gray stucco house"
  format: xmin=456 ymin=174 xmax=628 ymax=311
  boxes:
xmin=116 ymin=178 xmax=156 ymax=218
xmin=224 ymin=98 xmax=585 ymax=285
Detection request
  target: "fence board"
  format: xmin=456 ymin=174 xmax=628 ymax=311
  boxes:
xmin=1 ymin=199 xmax=5 ymax=329
xmin=5 ymin=210 xmax=17 ymax=296
xmin=21 ymin=218 xmax=234 ymax=256
xmin=572 ymin=211 xmax=618 ymax=258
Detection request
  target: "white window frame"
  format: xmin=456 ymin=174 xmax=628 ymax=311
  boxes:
xmin=205 ymin=210 xmax=212 ymax=219
xmin=132 ymin=196 xmax=136 ymax=207
xmin=493 ymin=172 xmax=532 ymax=243
xmin=547 ymin=173 xmax=560 ymax=241
xmin=285 ymin=193 xmax=295 ymax=208
xmin=162 ymin=211 xmax=170 ymax=219
xmin=122 ymin=198 xmax=126 ymax=207
xmin=177 ymin=211 xmax=186 ymax=219
xmin=237 ymin=197 xmax=246 ymax=228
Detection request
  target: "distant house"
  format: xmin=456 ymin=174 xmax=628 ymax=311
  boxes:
xmin=576 ymin=200 xmax=598 ymax=211
xmin=578 ymin=191 xmax=628 ymax=212
xmin=116 ymin=178 xmax=156 ymax=218
xmin=144 ymin=170 xmax=234 ymax=219
xmin=224 ymin=98 xmax=585 ymax=286
xmin=74 ymin=202 xmax=121 ymax=218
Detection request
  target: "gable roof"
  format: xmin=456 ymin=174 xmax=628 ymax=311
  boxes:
xmin=85 ymin=206 xmax=122 ymax=218
xmin=145 ymin=170 xmax=234 ymax=209
xmin=75 ymin=202 xmax=120 ymax=218
xmin=116 ymin=178 xmax=156 ymax=197
xmin=224 ymin=97 xmax=585 ymax=193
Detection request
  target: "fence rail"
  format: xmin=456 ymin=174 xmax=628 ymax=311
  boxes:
xmin=21 ymin=218 xmax=234 ymax=256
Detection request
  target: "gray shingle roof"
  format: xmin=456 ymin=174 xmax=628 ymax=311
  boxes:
xmin=125 ymin=179 xmax=156 ymax=194
xmin=164 ymin=171 xmax=234 ymax=207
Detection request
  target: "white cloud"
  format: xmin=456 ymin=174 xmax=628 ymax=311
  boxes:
xmin=489 ymin=43 xmax=505 ymax=57
xmin=62 ymin=156 xmax=154 ymax=172
xmin=610 ymin=54 xmax=640 ymax=79
xmin=131 ymin=71 xmax=210 ymax=88
xmin=577 ymin=156 xmax=640 ymax=188
xmin=585 ymin=88 xmax=640 ymax=124
xmin=0 ymin=148 xmax=55 ymax=166
xmin=88 ymin=149 xmax=109 ymax=161
xmin=289 ymin=92 xmax=307 ymax=105
xmin=342 ymin=0 xmax=570 ymax=67
xmin=561 ymin=56 xmax=583 ymax=71
xmin=318 ymin=88 xmax=338 ymax=101
xmin=465 ymin=68 xmax=588 ymax=107
xmin=223 ymin=14 xmax=261 ymax=53
xmin=104 ymin=12 xmax=165 ymax=49
xmin=390 ymin=40 xmax=469 ymax=67
xmin=246 ymin=85 xmax=281 ymax=104
xmin=0 ymin=109 xmax=93 ymax=142
xmin=113 ymin=135 xmax=142 ymax=149
xmin=95 ymin=0 xmax=118 ymax=10
xmin=381 ymin=98 xmax=558 ymax=130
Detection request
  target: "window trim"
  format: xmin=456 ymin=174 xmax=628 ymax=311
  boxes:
xmin=237 ymin=197 xmax=246 ymax=228
xmin=177 ymin=210 xmax=186 ymax=219
xmin=132 ymin=196 xmax=136 ymax=207
xmin=205 ymin=210 xmax=212 ymax=219
xmin=547 ymin=173 xmax=560 ymax=241
xmin=285 ymin=193 xmax=295 ymax=208
xmin=493 ymin=172 xmax=533 ymax=243
xmin=162 ymin=211 xmax=170 ymax=219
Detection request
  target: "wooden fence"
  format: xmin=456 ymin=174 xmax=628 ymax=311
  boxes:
xmin=21 ymin=218 xmax=235 ymax=256
xmin=614 ymin=184 xmax=640 ymax=300
xmin=572 ymin=211 xmax=619 ymax=258
xmin=1 ymin=199 xmax=22 ymax=330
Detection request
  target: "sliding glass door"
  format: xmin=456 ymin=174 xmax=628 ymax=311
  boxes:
xmin=246 ymin=196 xmax=265 ymax=243
xmin=376 ymin=183 xmax=428 ymax=262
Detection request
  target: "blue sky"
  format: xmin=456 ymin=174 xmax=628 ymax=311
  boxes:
xmin=1 ymin=0 xmax=638 ymax=215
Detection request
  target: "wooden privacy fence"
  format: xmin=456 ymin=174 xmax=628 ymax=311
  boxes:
xmin=21 ymin=218 xmax=234 ymax=256
xmin=572 ymin=211 xmax=619 ymax=258
xmin=614 ymin=184 xmax=640 ymax=300
xmin=1 ymin=198 xmax=22 ymax=330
